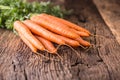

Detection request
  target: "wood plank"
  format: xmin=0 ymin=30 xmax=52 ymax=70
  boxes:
xmin=93 ymin=0 xmax=120 ymax=44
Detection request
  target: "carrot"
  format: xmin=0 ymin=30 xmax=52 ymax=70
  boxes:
xmin=36 ymin=35 xmax=57 ymax=53
xmin=76 ymin=37 xmax=90 ymax=47
xmin=71 ymin=29 xmax=89 ymax=37
xmin=57 ymin=35 xmax=80 ymax=47
xmin=23 ymin=20 xmax=65 ymax=45
xmin=14 ymin=21 xmax=45 ymax=51
xmin=30 ymin=15 xmax=80 ymax=39
xmin=39 ymin=13 xmax=90 ymax=34
xmin=36 ymin=14 xmax=90 ymax=37
xmin=18 ymin=32 xmax=37 ymax=53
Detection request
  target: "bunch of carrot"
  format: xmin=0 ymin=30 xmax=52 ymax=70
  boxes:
xmin=14 ymin=13 xmax=91 ymax=56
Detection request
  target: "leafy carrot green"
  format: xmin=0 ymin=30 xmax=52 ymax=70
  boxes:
xmin=0 ymin=0 xmax=69 ymax=30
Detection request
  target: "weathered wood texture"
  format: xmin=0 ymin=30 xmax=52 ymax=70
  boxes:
xmin=0 ymin=0 xmax=120 ymax=80
xmin=93 ymin=0 xmax=120 ymax=45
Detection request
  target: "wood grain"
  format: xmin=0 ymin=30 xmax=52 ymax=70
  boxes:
xmin=0 ymin=0 xmax=120 ymax=80
xmin=93 ymin=0 xmax=120 ymax=45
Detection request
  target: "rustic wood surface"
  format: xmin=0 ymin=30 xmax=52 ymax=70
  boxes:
xmin=0 ymin=0 xmax=120 ymax=80
xmin=93 ymin=0 xmax=120 ymax=45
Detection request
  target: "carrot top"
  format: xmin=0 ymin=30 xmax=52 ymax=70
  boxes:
xmin=0 ymin=0 xmax=69 ymax=30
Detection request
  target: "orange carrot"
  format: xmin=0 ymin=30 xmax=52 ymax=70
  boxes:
xmin=36 ymin=36 xmax=57 ymax=53
xmin=76 ymin=37 xmax=90 ymax=47
xmin=30 ymin=15 xmax=80 ymax=39
xmin=57 ymin=35 xmax=80 ymax=47
xmin=23 ymin=20 xmax=65 ymax=45
xmin=39 ymin=13 xmax=90 ymax=34
xmin=19 ymin=32 xmax=37 ymax=53
xmin=71 ymin=29 xmax=89 ymax=37
xmin=14 ymin=21 xmax=45 ymax=51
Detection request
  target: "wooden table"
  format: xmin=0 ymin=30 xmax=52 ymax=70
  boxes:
xmin=0 ymin=0 xmax=120 ymax=80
